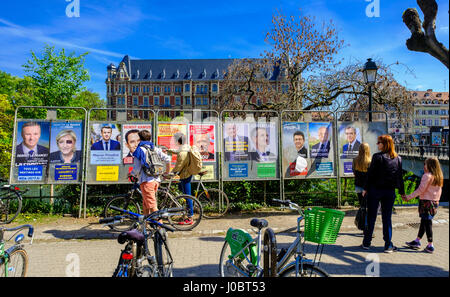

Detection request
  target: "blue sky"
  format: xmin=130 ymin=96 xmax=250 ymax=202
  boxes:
xmin=0 ymin=0 xmax=448 ymax=101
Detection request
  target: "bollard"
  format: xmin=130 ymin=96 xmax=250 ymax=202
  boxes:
xmin=263 ymin=228 xmax=277 ymax=277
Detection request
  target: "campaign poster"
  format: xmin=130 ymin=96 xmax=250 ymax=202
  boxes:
xmin=89 ymin=123 xmax=122 ymax=165
xmin=338 ymin=122 xmax=362 ymax=159
xmin=248 ymin=122 xmax=278 ymax=163
xmin=17 ymin=165 xmax=43 ymax=181
xmin=411 ymin=134 xmax=420 ymax=146
xmin=282 ymin=122 xmax=308 ymax=178
xmin=157 ymin=123 xmax=187 ymax=164
xmin=122 ymin=124 xmax=152 ymax=165
xmin=49 ymin=122 xmax=83 ymax=165
xmin=223 ymin=122 xmax=249 ymax=161
xmin=431 ymin=132 xmax=442 ymax=146
xmin=309 ymin=122 xmax=333 ymax=159
xmin=189 ymin=124 xmax=216 ymax=162
xmin=15 ymin=121 xmax=50 ymax=166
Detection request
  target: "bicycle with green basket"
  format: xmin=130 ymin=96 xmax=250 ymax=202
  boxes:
xmin=0 ymin=224 xmax=34 ymax=277
xmin=219 ymin=199 xmax=344 ymax=277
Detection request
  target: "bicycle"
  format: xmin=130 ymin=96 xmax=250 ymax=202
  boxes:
xmin=0 ymin=224 xmax=34 ymax=277
xmin=219 ymin=199 xmax=340 ymax=277
xmin=100 ymin=206 xmax=179 ymax=277
xmin=0 ymin=180 xmax=27 ymax=224
xmin=103 ymin=174 xmax=202 ymax=232
xmin=193 ymin=170 xmax=229 ymax=219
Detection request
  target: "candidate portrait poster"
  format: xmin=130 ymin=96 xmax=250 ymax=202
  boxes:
xmin=189 ymin=124 xmax=216 ymax=162
xmin=282 ymin=122 xmax=308 ymax=178
xmin=338 ymin=122 xmax=362 ymax=160
xmin=15 ymin=121 xmax=50 ymax=166
xmin=223 ymin=122 xmax=249 ymax=162
xmin=122 ymin=124 xmax=152 ymax=165
xmin=157 ymin=123 xmax=187 ymax=166
xmin=89 ymin=123 xmax=122 ymax=165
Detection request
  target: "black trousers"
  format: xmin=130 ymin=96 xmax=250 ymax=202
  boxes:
xmin=418 ymin=218 xmax=433 ymax=242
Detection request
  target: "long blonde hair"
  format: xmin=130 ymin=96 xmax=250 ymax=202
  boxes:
xmin=353 ymin=142 xmax=371 ymax=172
xmin=425 ymin=157 xmax=444 ymax=187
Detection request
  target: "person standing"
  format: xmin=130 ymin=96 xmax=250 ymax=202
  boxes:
xmin=352 ymin=143 xmax=371 ymax=207
xmin=403 ymin=157 xmax=443 ymax=253
xmin=170 ymin=133 xmax=195 ymax=225
xmin=130 ymin=130 xmax=170 ymax=215
xmin=361 ymin=135 xmax=405 ymax=253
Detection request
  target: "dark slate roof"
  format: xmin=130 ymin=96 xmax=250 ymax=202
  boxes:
xmin=115 ymin=55 xmax=279 ymax=81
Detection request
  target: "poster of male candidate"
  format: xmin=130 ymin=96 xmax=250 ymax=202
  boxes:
xmin=89 ymin=123 xmax=122 ymax=165
xmin=122 ymin=124 xmax=152 ymax=165
xmin=223 ymin=122 xmax=249 ymax=162
xmin=282 ymin=122 xmax=308 ymax=178
xmin=189 ymin=124 xmax=216 ymax=162
xmin=338 ymin=122 xmax=362 ymax=159
xmin=308 ymin=122 xmax=334 ymax=177
xmin=15 ymin=121 xmax=50 ymax=166
xmin=248 ymin=122 xmax=278 ymax=179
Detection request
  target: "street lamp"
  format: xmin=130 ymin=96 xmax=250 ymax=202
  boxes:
xmin=363 ymin=58 xmax=378 ymax=122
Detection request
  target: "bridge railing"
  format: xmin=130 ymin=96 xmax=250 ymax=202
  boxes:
xmin=396 ymin=144 xmax=449 ymax=160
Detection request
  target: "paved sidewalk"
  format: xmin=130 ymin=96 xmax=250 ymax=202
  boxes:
xmin=6 ymin=205 xmax=449 ymax=277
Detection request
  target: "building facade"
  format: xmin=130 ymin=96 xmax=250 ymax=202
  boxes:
xmin=410 ymin=89 xmax=449 ymax=134
xmin=105 ymin=56 xmax=285 ymax=120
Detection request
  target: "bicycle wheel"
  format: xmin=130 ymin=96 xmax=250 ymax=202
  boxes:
xmin=197 ymin=188 xmax=229 ymax=219
xmin=279 ymin=263 xmax=329 ymax=277
xmin=219 ymin=241 xmax=259 ymax=277
xmin=0 ymin=192 xmax=22 ymax=224
xmin=103 ymin=195 xmax=141 ymax=232
xmin=167 ymin=195 xmax=203 ymax=231
xmin=153 ymin=230 xmax=173 ymax=277
xmin=0 ymin=248 xmax=28 ymax=277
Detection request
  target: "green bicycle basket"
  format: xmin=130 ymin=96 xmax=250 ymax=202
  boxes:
xmin=304 ymin=207 xmax=345 ymax=245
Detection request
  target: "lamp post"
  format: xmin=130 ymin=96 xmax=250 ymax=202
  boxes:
xmin=363 ymin=58 xmax=378 ymax=122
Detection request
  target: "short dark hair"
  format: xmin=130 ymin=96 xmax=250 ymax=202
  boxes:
xmin=138 ymin=130 xmax=152 ymax=141
xmin=125 ymin=129 xmax=140 ymax=143
xmin=293 ymin=131 xmax=305 ymax=140
xmin=173 ymin=132 xmax=186 ymax=145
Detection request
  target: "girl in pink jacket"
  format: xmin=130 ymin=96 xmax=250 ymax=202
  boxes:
xmin=402 ymin=158 xmax=443 ymax=253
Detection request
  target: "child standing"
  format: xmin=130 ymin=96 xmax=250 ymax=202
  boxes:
xmin=402 ymin=157 xmax=443 ymax=253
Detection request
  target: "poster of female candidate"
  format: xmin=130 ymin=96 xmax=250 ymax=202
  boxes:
xmin=15 ymin=121 xmax=50 ymax=166
xmin=189 ymin=124 xmax=216 ymax=162
xmin=49 ymin=122 xmax=83 ymax=164
xmin=282 ymin=122 xmax=308 ymax=178
xmin=89 ymin=123 xmax=122 ymax=165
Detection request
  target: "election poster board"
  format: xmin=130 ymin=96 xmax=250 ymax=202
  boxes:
xmin=222 ymin=121 xmax=279 ymax=180
xmin=13 ymin=120 xmax=51 ymax=183
xmin=189 ymin=123 xmax=218 ymax=181
xmin=48 ymin=121 xmax=84 ymax=183
xmin=282 ymin=122 xmax=309 ymax=179
xmin=338 ymin=122 xmax=362 ymax=177
xmin=157 ymin=122 xmax=188 ymax=173
xmin=307 ymin=122 xmax=335 ymax=178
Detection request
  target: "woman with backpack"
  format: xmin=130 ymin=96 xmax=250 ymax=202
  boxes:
xmin=170 ymin=133 xmax=202 ymax=225
xmin=361 ymin=135 xmax=405 ymax=253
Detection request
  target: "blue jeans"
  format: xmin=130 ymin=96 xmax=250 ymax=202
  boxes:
xmin=178 ymin=176 xmax=193 ymax=217
xmin=363 ymin=188 xmax=396 ymax=249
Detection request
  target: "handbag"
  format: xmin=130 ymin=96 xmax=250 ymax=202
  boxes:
xmin=354 ymin=204 xmax=367 ymax=231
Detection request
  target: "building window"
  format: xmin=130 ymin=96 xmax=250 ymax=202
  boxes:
xmin=175 ymin=97 xmax=181 ymax=106
xmin=185 ymin=84 xmax=190 ymax=92
xmin=143 ymin=97 xmax=149 ymax=107
xmin=185 ymin=96 xmax=191 ymax=105
xmin=164 ymin=97 xmax=170 ymax=107
xmin=196 ymin=97 xmax=202 ymax=105
xmin=154 ymin=97 xmax=159 ymax=106
xmin=154 ymin=86 xmax=160 ymax=93
xmin=212 ymin=83 xmax=218 ymax=92
xmin=203 ymin=97 xmax=208 ymax=105
xmin=133 ymin=97 xmax=138 ymax=106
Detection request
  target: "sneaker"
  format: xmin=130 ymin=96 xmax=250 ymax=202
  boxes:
xmin=424 ymin=246 xmax=434 ymax=254
xmin=177 ymin=218 xmax=193 ymax=225
xmin=360 ymin=244 xmax=370 ymax=250
xmin=405 ymin=240 xmax=421 ymax=250
xmin=384 ymin=246 xmax=398 ymax=253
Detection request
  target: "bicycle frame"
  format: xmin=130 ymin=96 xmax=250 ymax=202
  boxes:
xmin=0 ymin=224 xmax=34 ymax=277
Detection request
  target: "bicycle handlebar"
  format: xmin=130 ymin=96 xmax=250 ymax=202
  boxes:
xmin=272 ymin=199 xmax=301 ymax=211
xmin=0 ymin=224 xmax=34 ymax=238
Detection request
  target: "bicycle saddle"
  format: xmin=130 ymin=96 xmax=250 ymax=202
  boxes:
xmin=118 ymin=229 xmax=145 ymax=245
xmin=250 ymin=218 xmax=268 ymax=229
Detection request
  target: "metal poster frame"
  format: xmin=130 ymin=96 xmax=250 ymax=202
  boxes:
xmin=11 ymin=106 xmax=88 ymax=217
